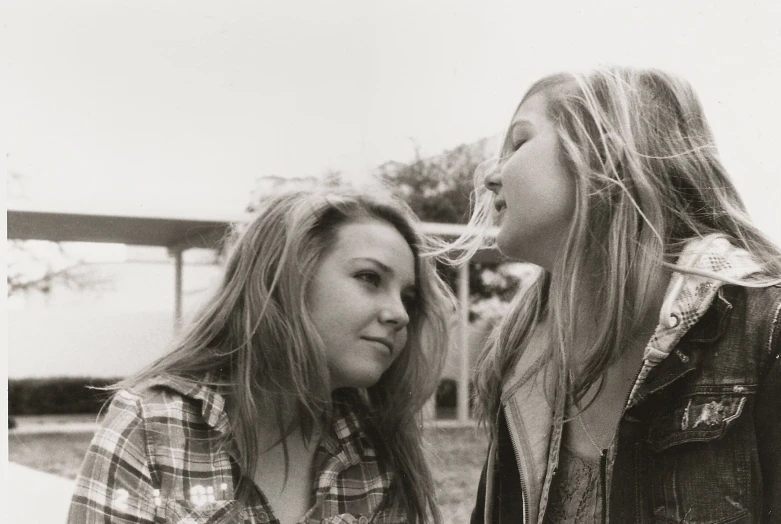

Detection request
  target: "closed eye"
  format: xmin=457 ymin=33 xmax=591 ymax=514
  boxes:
xmin=500 ymin=138 xmax=527 ymax=159
xmin=510 ymin=139 xmax=527 ymax=152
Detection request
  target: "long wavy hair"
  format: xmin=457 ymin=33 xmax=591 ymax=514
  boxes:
xmin=114 ymin=187 xmax=454 ymax=522
xmin=451 ymin=66 xmax=781 ymax=434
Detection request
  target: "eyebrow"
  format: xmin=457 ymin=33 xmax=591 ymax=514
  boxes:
xmin=502 ymin=120 xmax=535 ymax=153
xmin=352 ymin=257 xmax=416 ymax=288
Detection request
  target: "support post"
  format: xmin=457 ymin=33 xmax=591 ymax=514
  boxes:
xmin=169 ymin=248 xmax=184 ymax=331
xmin=457 ymin=262 xmax=471 ymax=422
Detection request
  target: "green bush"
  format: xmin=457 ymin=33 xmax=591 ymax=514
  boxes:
xmin=435 ymin=378 xmax=477 ymax=410
xmin=436 ymin=378 xmax=458 ymax=408
xmin=8 ymin=377 xmax=122 ymax=416
xmin=9 ymin=377 xmax=468 ymax=415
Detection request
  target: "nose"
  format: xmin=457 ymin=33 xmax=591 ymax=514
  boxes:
xmin=379 ymin=294 xmax=410 ymax=330
xmin=483 ymin=167 xmax=502 ymax=194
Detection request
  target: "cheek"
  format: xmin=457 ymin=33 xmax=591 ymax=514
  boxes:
xmin=396 ymin=329 xmax=409 ymax=353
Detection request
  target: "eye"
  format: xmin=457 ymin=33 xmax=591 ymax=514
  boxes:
xmin=510 ymin=138 xmax=527 ymax=152
xmin=356 ymin=271 xmax=381 ymax=287
xmin=501 ymin=138 xmax=527 ymax=159
xmin=402 ymin=292 xmax=419 ymax=314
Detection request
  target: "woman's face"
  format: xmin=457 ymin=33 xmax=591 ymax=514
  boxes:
xmin=307 ymin=218 xmax=416 ymax=390
xmin=485 ymin=91 xmax=576 ymax=271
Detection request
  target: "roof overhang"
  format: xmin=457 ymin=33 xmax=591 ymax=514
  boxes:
xmin=7 ymin=204 xmax=504 ymax=262
xmin=7 ymin=206 xmax=235 ymax=250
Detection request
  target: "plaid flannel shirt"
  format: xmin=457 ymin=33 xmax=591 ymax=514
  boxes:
xmin=67 ymin=376 xmax=399 ymax=524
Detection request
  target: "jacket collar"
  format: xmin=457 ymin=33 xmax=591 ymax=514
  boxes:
xmin=628 ymin=234 xmax=762 ymax=407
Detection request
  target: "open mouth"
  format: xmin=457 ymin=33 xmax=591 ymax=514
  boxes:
xmin=495 ymin=201 xmax=506 ymax=213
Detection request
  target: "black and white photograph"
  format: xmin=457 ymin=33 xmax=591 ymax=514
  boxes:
xmin=5 ymin=1 xmax=781 ymax=522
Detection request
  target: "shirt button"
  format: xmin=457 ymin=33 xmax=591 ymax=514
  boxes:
xmin=258 ymin=511 xmax=270 ymax=523
xmin=358 ymin=515 xmax=369 ymax=524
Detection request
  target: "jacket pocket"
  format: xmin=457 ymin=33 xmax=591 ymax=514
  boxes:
xmin=165 ymin=499 xmax=242 ymax=523
xmin=645 ymin=392 xmax=754 ymax=524
xmin=647 ymin=394 xmax=747 ymax=452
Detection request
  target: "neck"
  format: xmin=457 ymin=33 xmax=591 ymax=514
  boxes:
xmin=257 ymin=422 xmax=322 ymax=455
xmin=227 ymin=392 xmax=324 ymax=454
xmin=549 ymin=260 xmax=672 ymax=369
xmin=256 ymin=401 xmax=325 ymax=454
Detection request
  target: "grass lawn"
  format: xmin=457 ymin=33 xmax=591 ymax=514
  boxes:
xmin=9 ymin=431 xmax=96 ymax=479
xmin=9 ymin=425 xmax=488 ymax=523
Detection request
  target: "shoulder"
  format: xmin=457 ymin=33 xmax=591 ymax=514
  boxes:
xmin=720 ymin=283 xmax=781 ymax=351
xmin=69 ymin=389 xmax=164 ymax=521
xmin=70 ymin=380 xmax=233 ymax=522
xmin=693 ymin=283 xmax=781 ymax=372
xmin=97 ymin=379 xmax=228 ymax=462
xmin=103 ymin=381 xmax=204 ymax=429
xmin=730 ymin=282 xmax=781 ymax=313
xmin=749 ymin=284 xmax=781 ymax=358
xmin=90 ymin=385 xmax=195 ymax=461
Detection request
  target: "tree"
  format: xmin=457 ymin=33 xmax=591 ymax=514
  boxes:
xmin=376 ymin=138 xmax=528 ymax=321
xmin=6 ymin=241 xmax=111 ymax=298
xmin=245 ymin=174 xmax=333 ymax=213
xmin=375 ymin=140 xmax=491 ymax=224
xmin=7 ymin=173 xmax=108 ymax=297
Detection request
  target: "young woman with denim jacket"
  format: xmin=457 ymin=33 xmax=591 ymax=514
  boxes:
xmin=451 ymin=66 xmax=781 ymax=523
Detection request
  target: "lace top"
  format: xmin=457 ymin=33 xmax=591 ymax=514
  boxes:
xmin=543 ymin=445 xmax=602 ymax=523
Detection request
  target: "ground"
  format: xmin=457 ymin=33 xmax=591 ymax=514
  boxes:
xmin=9 ymin=424 xmax=488 ymax=524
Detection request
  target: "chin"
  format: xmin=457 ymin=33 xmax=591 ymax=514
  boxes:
xmin=496 ymin=234 xmax=525 ymax=261
xmin=331 ymin=370 xmax=386 ymax=390
xmin=351 ymin=374 xmax=384 ymax=389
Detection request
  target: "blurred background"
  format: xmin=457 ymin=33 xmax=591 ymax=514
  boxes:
xmin=4 ymin=0 xmax=781 ymax=522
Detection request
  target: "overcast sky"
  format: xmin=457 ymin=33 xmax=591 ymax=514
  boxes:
xmin=4 ymin=0 xmax=781 ymax=241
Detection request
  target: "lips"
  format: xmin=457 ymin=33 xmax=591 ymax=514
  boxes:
xmin=495 ymin=200 xmax=507 ymax=213
xmin=362 ymin=336 xmax=393 ymax=353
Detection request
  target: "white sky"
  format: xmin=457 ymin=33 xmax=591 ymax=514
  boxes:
xmin=4 ymin=0 xmax=781 ymax=241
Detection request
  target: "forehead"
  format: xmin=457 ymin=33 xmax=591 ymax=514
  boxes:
xmin=511 ymin=91 xmax=552 ymax=126
xmin=328 ymin=219 xmax=415 ymax=276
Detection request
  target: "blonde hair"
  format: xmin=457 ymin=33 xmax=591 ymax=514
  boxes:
xmin=457 ymin=66 xmax=781 ymax=431
xmin=115 ymin=187 xmax=454 ymax=522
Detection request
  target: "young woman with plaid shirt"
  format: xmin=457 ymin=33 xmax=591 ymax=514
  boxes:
xmin=67 ymin=188 xmax=455 ymax=524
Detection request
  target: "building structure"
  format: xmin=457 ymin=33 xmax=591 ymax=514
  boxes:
xmin=8 ymin=204 xmax=502 ymax=421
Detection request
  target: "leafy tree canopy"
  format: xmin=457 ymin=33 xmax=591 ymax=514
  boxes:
xmin=375 ymin=140 xmax=494 ymax=224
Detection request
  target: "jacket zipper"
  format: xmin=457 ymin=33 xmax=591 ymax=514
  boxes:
xmin=602 ymin=364 xmax=645 ymax=524
xmin=504 ymin=405 xmax=530 ymax=524
xmin=599 ymin=449 xmax=607 ymax=524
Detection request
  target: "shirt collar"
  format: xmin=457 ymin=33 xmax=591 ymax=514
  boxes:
xmin=144 ymin=374 xmax=230 ymax=431
xmin=319 ymin=398 xmax=374 ymax=466
xmin=146 ymin=375 xmax=373 ymax=466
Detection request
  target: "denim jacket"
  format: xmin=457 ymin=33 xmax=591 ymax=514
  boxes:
xmin=472 ymin=238 xmax=781 ymax=523
xmin=610 ymin=280 xmax=781 ymax=522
